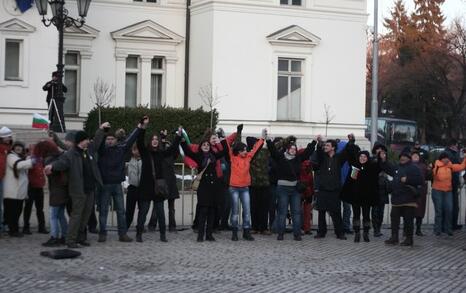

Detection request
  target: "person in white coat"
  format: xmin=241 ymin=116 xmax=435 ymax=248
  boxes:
xmin=3 ymin=142 xmax=36 ymax=237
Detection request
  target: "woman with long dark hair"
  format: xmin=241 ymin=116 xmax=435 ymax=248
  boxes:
xmin=136 ymin=117 xmax=181 ymax=243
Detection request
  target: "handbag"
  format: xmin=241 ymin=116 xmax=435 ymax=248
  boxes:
xmin=150 ymin=154 xmax=169 ymax=198
xmin=285 ymin=159 xmax=307 ymax=193
xmin=192 ymin=159 xmax=211 ymax=191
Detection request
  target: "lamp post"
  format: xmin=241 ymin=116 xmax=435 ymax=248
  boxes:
xmin=35 ymin=0 xmax=91 ymax=132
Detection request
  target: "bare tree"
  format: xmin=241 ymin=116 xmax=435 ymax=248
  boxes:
xmin=90 ymin=78 xmax=115 ymax=126
xmin=198 ymin=84 xmax=225 ymax=129
xmin=323 ymin=103 xmax=335 ymax=137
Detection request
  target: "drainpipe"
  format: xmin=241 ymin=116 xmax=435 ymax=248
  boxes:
xmin=183 ymin=0 xmax=191 ymax=109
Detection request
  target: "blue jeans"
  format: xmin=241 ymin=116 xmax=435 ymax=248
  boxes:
xmin=230 ymin=187 xmax=251 ymax=229
xmin=342 ymin=202 xmax=352 ymax=231
xmin=0 ymin=180 xmax=3 ymax=232
xmin=276 ymin=185 xmax=302 ymax=236
xmin=50 ymin=205 xmax=68 ymax=238
xmin=99 ymin=184 xmax=127 ymax=236
xmin=432 ymin=189 xmax=453 ymax=234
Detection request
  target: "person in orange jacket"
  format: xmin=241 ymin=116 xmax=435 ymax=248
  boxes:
xmin=431 ymin=152 xmax=466 ymax=236
xmin=225 ymin=127 xmax=266 ymax=241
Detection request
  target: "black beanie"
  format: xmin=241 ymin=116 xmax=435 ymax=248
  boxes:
xmin=399 ymin=151 xmax=411 ymax=160
xmin=74 ymin=131 xmax=89 ymax=145
xmin=438 ymin=152 xmax=450 ymax=161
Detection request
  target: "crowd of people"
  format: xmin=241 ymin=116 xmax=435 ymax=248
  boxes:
xmin=0 ymin=117 xmax=465 ymax=249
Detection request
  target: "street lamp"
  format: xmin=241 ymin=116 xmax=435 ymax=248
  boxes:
xmin=35 ymin=0 xmax=92 ymax=132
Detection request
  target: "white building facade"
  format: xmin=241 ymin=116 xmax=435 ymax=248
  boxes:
xmin=0 ymin=0 xmax=368 ymax=139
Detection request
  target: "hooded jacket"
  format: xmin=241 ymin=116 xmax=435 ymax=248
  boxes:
xmin=432 ymin=158 xmax=466 ymax=192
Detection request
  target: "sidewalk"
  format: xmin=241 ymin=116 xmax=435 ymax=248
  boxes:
xmin=1 ymin=227 xmax=466 ymax=292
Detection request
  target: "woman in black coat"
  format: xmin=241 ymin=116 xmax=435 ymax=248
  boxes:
xmin=341 ymin=150 xmax=380 ymax=243
xmin=136 ymin=121 xmax=181 ymax=243
xmin=180 ymin=138 xmax=226 ymax=242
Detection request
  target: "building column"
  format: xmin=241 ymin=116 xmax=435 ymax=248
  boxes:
xmin=79 ymin=51 xmax=93 ymax=116
xmin=165 ymin=57 xmax=177 ymax=107
xmin=115 ymin=52 xmax=127 ymax=107
xmin=140 ymin=55 xmax=152 ymax=107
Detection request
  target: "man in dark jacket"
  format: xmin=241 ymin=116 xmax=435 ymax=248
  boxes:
xmin=96 ymin=121 xmax=142 ymax=243
xmin=381 ymin=150 xmax=423 ymax=246
xmin=45 ymin=128 xmax=104 ymax=248
xmin=444 ymin=139 xmax=462 ymax=231
xmin=313 ymin=134 xmax=359 ymax=240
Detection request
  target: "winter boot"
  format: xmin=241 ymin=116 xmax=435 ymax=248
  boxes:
xmin=385 ymin=230 xmax=399 ymax=245
xmin=400 ymin=236 xmax=413 ymax=247
xmin=243 ymin=229 xmax=254 ymax=241
xmin=353 ymin=221 xmax=361 ymax=243
xmin=363 ymin=222 xmax=371 ymax=242
xmin=415 ymin=217 xmax=424 ymax=236
xmin=231 ymin=229 xmax=238 ymax=241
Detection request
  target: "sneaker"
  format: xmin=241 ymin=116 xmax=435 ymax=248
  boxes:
xmin=119 ymin=234 xmax=133 ymax=242
xmin=42 ymin=237 xmax=59 ymax=247
xmin=98 ymin=234 xmax=107 ymax=243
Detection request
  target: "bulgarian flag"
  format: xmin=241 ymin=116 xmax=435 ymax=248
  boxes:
xmin=32 ymin=113 xmax=49 ymax=129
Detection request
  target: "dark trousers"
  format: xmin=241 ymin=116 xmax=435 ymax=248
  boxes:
xmin=149 ymin=199 xmax=175 ymax=229
xmin=220 ymin=185 xmax=231 ymax=228
xmin=88 ymin=207 xmax=97 ymax=231
xmin=352 ymin=204 xmax=371 ymax=231
xmin=140 ymin=200 xmax=166 ymax=235
xmin=198 ymin=205 xmax=215 ymax=238
xmin=250 ymin=186 xmax=270 ymax=232
xmin=317 ymin=210 xmax=344 ymax=237
xmin=67 ymin=192 xmax=94 ymax=244
xmin=125 ymin=185 xmax=142 ymax=229
xmin=4 ymin=198 xmax=24 ymax=234
xmin=390 ymin=206 xmax=415 ymax=238
xmin=452 ymin=186 xmax=460 ymax=227
xmin=23 ymin=187 xmax=45 ymax=230
xmin=269 ymin=185 xmax=278 ymax=231
xmin=371 ymin=203 xmax=385 ymax=231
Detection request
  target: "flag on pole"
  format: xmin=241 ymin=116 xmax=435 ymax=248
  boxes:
xmin=181 ymin=129 xmax=191 ymax=145
xmin=15 ymin=0 xmax=33 ymax=13
xmin=32 ymin=113 xmax=49 ymax=129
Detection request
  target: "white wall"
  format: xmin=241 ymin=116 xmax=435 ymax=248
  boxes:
xmin=188 ymin=0 xmax=368 ymax=138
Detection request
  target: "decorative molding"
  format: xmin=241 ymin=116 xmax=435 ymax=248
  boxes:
xmin=0 ymin=18 xmax=36 ymax=34
xmin=267 ymin=25 xmax=321 ymax=48
xmin=64 ymin=24 xmax=99 ymax=40
xmin=111 ymin=20 xmax=184 ymax=45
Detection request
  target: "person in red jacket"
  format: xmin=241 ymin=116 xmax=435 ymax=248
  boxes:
xmin=225 ymin=127 xmax=266 ymax=241
xmin=300 ymin=159 xmax=314 ymax=235
xmin=0 ymin=126 xmax=13 ymax=235
xmin=23 ymin=144 xmax=48 ymax=234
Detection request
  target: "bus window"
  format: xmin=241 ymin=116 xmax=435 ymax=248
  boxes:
xmin=392 ymin=123 xmax=416 ymax=143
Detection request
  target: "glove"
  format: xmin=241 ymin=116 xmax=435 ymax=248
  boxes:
xmin=237 ymin=124 xmax=244 ymax=133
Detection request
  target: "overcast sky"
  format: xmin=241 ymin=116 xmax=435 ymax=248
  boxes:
xmin=367 ymin=0 xmax=466 ymax=30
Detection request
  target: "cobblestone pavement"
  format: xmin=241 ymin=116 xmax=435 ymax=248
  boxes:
xmin=1 ymin=227 xmax=466 ymax=293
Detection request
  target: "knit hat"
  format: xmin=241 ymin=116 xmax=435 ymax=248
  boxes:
xmin=64 ymin=130 xmax=77 ymax=142
xmin=74 ymin=131 xmax=89 ymax=144
xmin=12 ymin=141 xmax=25 ymax=149
xmin=358 ymin=150 xmax=371 ymax=159
xmin=0 ymin=126 xmax=13 ymax=138
xmin=399 ymin=151 xmax=411 ymax=160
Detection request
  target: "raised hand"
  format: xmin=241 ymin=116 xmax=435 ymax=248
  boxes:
xmin=237 ymin=124 xmax=244 ymax=133
xmin=100 ymin=122 xmax=111 ymax=130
